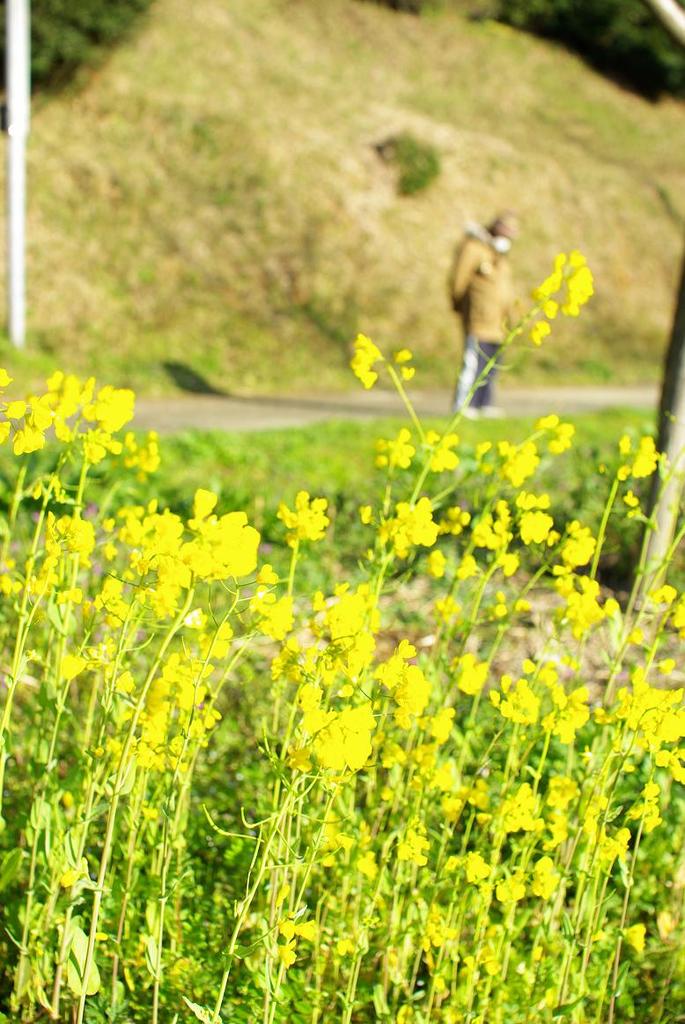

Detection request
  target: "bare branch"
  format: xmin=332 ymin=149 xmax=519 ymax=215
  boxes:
xmin=642 ymin=0 xmax=685 ymax=47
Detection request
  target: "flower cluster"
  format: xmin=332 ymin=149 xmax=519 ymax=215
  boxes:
xmin=530 ymin=250 xmax=594 ymax=345
xmin=2 ymin=251 xmax=684 ymax=1024
xmin=277 ymin=489 xmax=330 ymax=546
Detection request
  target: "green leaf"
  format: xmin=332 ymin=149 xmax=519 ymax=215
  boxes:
xmin=66 ymin=926 xmax=100 ymax=997
xmin=29 ymin=796 xmax=51 ymax=831
xmin=0 ymin=848 xmax=23 ymax=892
xmin=553 ymin=995 xmax=587 ymax=1018
xmin=64 ymin=829 xmax=79 ymax=869
xmin=47 ymin=600 xmax=75 ymax=637
xmin=116 ymin=757 xmax=137 ymax=797
xmin=144 ymin=935 xmax=159 ymax=980
xmin=182 ymin=996 xmax=220 ymax=1023
xmin=372 ymin=983 xmax=390 ymax=1017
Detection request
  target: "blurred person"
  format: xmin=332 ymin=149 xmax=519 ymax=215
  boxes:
xmin=449 ymin=211 xmax=518 ymax=417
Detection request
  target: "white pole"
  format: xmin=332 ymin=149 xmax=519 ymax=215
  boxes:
xmin=6 ymin=0 xmax=30 ymax=350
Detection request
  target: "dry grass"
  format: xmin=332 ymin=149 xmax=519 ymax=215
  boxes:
xmin=0 ymin=0 xmax=683 ymax=394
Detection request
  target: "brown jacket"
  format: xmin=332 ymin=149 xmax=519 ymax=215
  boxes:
xmin=449 ymin=230 xmax=514 ymax=341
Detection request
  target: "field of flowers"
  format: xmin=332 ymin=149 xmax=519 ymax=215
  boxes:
xmin=0 ymin=253 xmax=684 ymax=1024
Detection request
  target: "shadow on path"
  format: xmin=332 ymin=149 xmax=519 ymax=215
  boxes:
xmin=162 ymin=362 xmax=228 ymax=396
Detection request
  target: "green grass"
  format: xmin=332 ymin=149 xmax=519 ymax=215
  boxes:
xmin=151 ymin=408 xmax=652 ymax=505
xmin=0 ymin=408 xmax=655 ymax=595
xmin=99 ymin=406 xmax=653 ymax=589
xmin=0 ymin=0 xmax=683 ymax=396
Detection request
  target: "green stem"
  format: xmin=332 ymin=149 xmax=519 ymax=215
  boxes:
xmin=75 ymin=587 xmax=195 ymax=1024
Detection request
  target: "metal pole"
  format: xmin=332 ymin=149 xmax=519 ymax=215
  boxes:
xmin=6 ymin=0 xmax=30 ymax=349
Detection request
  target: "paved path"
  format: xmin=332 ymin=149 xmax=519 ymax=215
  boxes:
xmin=133 ymin=385 xmax=659 ymax=435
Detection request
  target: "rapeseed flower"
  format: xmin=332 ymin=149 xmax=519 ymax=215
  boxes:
xmin=278 ymin=490 xmax=329 ymax=546
xmin=351 ymin=333 xmax=383 ymax=389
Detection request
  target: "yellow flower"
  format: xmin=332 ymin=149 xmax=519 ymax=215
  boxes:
xmin=277 ymin=940 xmax=297 ymax=968
xmin=453 ymin=653 xmax=488 ymax=696
xmin=630 ymin=437 xmax=658 ymax=479
xmin=254 ymin=594 xmax=294 ymax=641
xmin=434 ymin=594 xmax=461 ymax=623
xmin=13 ymin=423 xmax=46 ymax=455
xmin=472 ymin=500 xmax=512 ymax=551
xmin=429 ymin=707 xmax=455 ymax=744
xmin=625 ymin=923 xmax=646 ymax=954
xmin=562 ymin=259 xmax=594 ymax=316
xmin=60 ymin=857 xmax=89 ymax=888
xmin=439 ymin=506 xmax=471 ymax=537
xmin=191 ymin=488 xmax=218 ymax=522
xmin=426 ymin=430 xmax=460 ymax=473
xmin=278 ymin=491 xmax=329 ymax=546
xmin=427 ymin=549 xmax=446 ymax=578
xmin=519 ymin=509 xmax=554 ymax=546
xmin=499 ymin=440 xmax=539 ymax=488
xmin=256 ymin=563 xmax=278 ymax=586
xmin=532 ymin=252 xmax=593 ymax=316
xmin=546 ymin=776 xmax=579 ymax=811
xmin=294 ymin=919 xmax=318 ymax=941
xmin=495 ymin=676 xmax=540 ymax=726
xmin=61 ymin=654 xmax=87 ymax=682
xmin=530 ymin=856 xmax=559 ymax=899
xmin=5 ymin=400 xmax=27 ymax=419
xmin=376 ymin=428 xmax=415 ymax=470
xmin=501 ymin=783 xmax=544 ymax=834
xmin=530 ymin=320 xmax=551 ymax=346
xmin=287 ymin=746 xmax=312 ymax=773
xmin=542 ymin=684 xmax=590 ymax=743
xmin=496 ymin=869 xmax=526 ymax=904
xmin=657 ymin=910 xmax=676 ymax=941
xmin=627 ymin=781 xmax=663 ymax=833
xmin=650 ymin=584 xmax=677 ymax=606
xmin=380 ymin=497 xmax=438 ymax=558
xmin=83 ymin=384 xmax=135 ymax=433
xmin=314 ymin=702 xmax=376 ymax=772
xmin=498 ymin=552 xmax=519 ymax=577
xmin=555 ymin=576 xmax=606 ymax=637
xmin=598 ymin=827 xmax=631 ymax=866
xmin=115 ymin=671 xmax=135 ymax=696
xmin=548 ymin=422 xmax=575 ymax=455
xmin=182 ymin=507 xmax=260 ymax=580
xmin=351 ymin=333 xmax=383 ymax=389
xmin=544 ymin=812 xmax=569 ymax=851
xmin=456 ymin=554 xmax=478 ymax=580
xmin=357 ymin=851 xmax=378 ymax=879
xmin=558 ymin=521 xmax=596 ymax=570
xmin=465 ymin=851 xmax=490 ymax=884
xmin=398 ymin=823 xmax=430 ymax=867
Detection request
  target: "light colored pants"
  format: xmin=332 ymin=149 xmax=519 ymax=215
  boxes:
xmin=453 ymin=335 xmax=501 ymax=412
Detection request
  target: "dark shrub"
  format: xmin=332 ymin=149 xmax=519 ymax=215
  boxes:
xmin=1 ymin=0 xmax=154 ymax=90
xmin=377 ymin=133 xmax=441 ymax=196
xmin=496 ymin=0 xmax=685 ymax=98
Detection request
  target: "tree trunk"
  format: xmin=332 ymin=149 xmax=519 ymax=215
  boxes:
xmin=634 ymin=2 xmax=685 ymax=597
xmin=640 ymin=242 xmax=685 ymax=594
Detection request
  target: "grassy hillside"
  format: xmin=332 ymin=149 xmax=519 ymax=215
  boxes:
xmin=1 ymin=0 xmax=684 ymax=395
